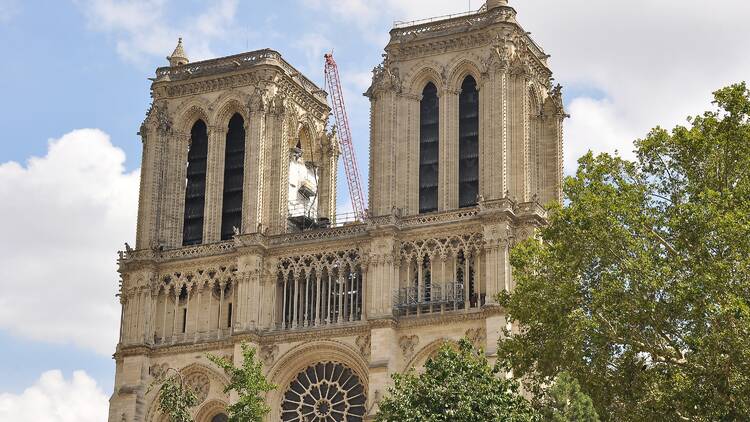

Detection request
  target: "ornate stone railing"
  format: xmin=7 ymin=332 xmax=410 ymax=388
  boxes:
xmin=401 ymin=208 xmax=480 ymax=227
xmin=269 ymin=223 xmax=368 ymax=246
xmin=154 ymin=49 xmax=326 ymax=102
xmin=118 ymin=199 xmax=545 ymax=265
xmin=368 ymin=207 xmax=480 ymax=229
xmin=119 ymin=241 xmax=236 ymax=263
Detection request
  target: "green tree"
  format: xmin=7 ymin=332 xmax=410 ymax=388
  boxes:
xmin=208 ymin=342 xmax=277 ymax=422
xmin=152 ymin=370 xmax=198 ymax=422
xmin=539 ymin=372 xmax=599 ymax=422
xmin=376 ymin=338 xmax=538 ymax=422
xmin=498 ymin=83 xmax=750 ymax=421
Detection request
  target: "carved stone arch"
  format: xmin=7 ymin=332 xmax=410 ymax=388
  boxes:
xmin=179 ymin=362 xmax=231 ymax=401
xmin=405 ymin=65 xmax=444 ymax=97
xmin=145 ymin=363 xmax=229 ymax=422
xmin=447 ymin=56 xmax=484 ymax=91
xmin=211 ymin=91 xmax=250 ymax=131
xmin=283 ymin=110 xmax=300 ymax=157
xmin=527 ymin=82 xmax=543 ymax=116
xmin=293 ymin=118 xmax=319 ymax=162
xmin=404 ymin=338 xmax=460 ymax=372
xmin=175 ymin=99 xmax=211 ymax=136
xmin=268 ymin=340 xmax=369 ymax=421
xmin=194 ymin=399 xmax=229 ymax=422
xmin=268 ymin=340 xmax=369 ymax=396
xmin=509 ymin=55 xmax=532 ymax=77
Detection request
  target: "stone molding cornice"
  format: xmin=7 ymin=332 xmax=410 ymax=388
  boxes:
xmin=153 ymin=65 xmax=329 ymax=120
xmin=115 ymin=307 xmax=507 ymax=359
xmin=154 ymin=49 xmax=326 ymax=104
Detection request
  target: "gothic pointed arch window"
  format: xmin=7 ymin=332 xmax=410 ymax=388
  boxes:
xmin=459 ymin=75 xmax=479 ymax=208
xmin=220 ymin=113 xmax=246 ymax=240
xmin=419 ymin=82 xmax=439 ymax=214
xmin=183 ymin=120 xmax=208 ymax=246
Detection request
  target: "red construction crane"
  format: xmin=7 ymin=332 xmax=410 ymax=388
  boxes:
xmin=324 ymin=53 xmax=367 ymax=221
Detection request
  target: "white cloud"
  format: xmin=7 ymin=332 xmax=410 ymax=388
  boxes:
xmin=75 ymin=0 xmax=239 ymax=64
xmin=0 ymin=370 xmax=109 ymax=422
xmin=301 ymin=0 xmax=380 ymax=24
xmin=564 ymin=97 xmax=638 ymax=174
xmin=302 ymin=0 xmax=467 ymax=24
xmin=0 ymin=129 xmax=139 ymax=355
xmin=514 ymin=0 xmax=750 ymax=172
xmin=295 ymin=32 xmax=333 ymax=77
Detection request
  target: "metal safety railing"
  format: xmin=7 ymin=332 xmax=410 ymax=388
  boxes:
xmin=393 ymin=9 xmax=483 ymax=29
xmin=393 ymin=282 xmax=469 ymax=315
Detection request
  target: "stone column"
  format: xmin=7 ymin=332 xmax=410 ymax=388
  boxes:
xmin=394 ymin=93 xmax=410 ymax=213
xmin=508 ymin=68 xmax=528 ymax=202
xmin=246 ymin=99 xmax=266 ymax=233
xmin=405 ymin=94 xmax=421 ymax=215
xmin=315 ymin=135 xmax=338 ymax=221
xmin=482 ymin=219 xmax=512 ymax=304
xmin=135 ymin=127 xmax=159 ymax=249
xmin=367 ymin=234 xmax=398 ymax=318
xmin=262 ymin=95 xmax=288 ymax=234
xmin=441 ymin=89 xmax=460 ymax=211
xmin=203 ymin=125 xmax=226 ymax=243
xmin=163 ymin=132 xmax=190 ymax=247
xmin=541 ymin=93 xmax=566 ymax=205
xmin=236 ymin=250 xmax=264 ymax=331
xmin=366 ymin=325 xmax=397 ymax=421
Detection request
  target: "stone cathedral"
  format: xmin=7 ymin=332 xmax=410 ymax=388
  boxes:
xmin=109 ymin=0 xmax=565 ymax=420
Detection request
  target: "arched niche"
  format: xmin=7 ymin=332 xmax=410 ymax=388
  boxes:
xmin=403 ymin=338 xmax=460 ymax=372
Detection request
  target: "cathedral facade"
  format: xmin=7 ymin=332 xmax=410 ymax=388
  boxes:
xmin=109 ymin=0 xmax=565 ymax=420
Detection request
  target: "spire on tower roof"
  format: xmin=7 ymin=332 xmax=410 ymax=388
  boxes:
xmin=167 ymin=38 xmax=189 ymax=67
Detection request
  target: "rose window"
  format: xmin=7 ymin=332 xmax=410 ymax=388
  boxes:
xmin=281 ymin=362 xmax=366 ymax=421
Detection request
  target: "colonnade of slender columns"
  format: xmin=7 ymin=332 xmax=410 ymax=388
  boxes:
xmin=395 ymin=248 xmax=484 ymax=316
xmin=142 ymin=280 xmax=234 ymax=344
xmin=279 ymin=266 xmax=363 ymax=329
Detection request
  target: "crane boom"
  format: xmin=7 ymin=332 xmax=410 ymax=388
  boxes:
xmin=324 ymin=53 xmax=367 ymax=221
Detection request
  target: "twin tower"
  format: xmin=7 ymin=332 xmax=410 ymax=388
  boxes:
xmin=110 ymin=1 xmax=565 ymax=421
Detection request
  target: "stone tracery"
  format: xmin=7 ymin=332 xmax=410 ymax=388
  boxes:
xmin=396 ymin=233 xmax=485 ymax=316
xmin=281 ymin=361 xmax=366 ymax=422
xmin=276 ymin=249 xmax=364 ymax=329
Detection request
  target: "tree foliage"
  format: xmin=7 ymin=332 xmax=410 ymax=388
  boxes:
xmin=539 ymin=372 xmax=599 ymax=422
xmin=208 ymin=342 xmax=277 ymax=422
xmin=376 ymin=339 xmax=538 ymax=422
xmin=153 ymin=372 xmax=198 ymax=422
xmin=499 ymin=83 xmax=750 ymax=421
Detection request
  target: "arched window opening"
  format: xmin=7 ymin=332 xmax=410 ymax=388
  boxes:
xmin=183 ymin=120 xmax=208 ymax=246
xmin=459 ymin=76 xmax=479 ymax=208
xmin=220 ymin=113 xmax=246 ymax=240
xmin=288 ymin=127 xmax=320 ymax=231
xmin=419 ymin=82 xmax=439 ymax=213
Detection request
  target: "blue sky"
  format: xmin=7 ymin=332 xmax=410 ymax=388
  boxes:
xmin=0 ymin=0 xmax=748 ymax=420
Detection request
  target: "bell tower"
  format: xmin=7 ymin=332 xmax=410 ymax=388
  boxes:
xmin=366 ymin=0 xmax=565 ymax=217
xmin=135 ymin=41 xmax=338 ymax=251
